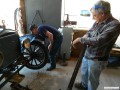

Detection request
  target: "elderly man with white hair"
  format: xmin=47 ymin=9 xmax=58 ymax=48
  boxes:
xmin=73 ymin=0 xmax=120 ymax=90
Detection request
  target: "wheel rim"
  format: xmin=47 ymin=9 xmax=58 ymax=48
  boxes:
xmin=23 ymin=43 xmax=46 ymax=68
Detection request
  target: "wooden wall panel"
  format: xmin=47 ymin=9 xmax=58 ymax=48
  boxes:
xmin=20 ymin=0 xmax=27 ymax=34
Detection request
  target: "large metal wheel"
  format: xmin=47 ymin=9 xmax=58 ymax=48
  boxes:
xmin=23 ymin=40 xmax=48 ymax=70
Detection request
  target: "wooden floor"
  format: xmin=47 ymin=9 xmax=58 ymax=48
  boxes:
xmin=1 ymin=58 xmax=120 ymax=90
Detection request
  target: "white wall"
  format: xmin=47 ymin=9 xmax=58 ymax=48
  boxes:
xmin=115 ymin=35 xmax=120 ymax=47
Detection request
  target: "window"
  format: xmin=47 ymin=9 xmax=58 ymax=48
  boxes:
xmin=62 ymin=0 xmax=120 ymax=28
xmin=0 ymin=0 xmax=20 ymax=29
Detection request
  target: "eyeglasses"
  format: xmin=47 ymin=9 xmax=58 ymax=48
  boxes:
xmin=92 ymin=12 xmax=103 ymax=18
xmin=92 ymin=14 xmax=98 ymax=18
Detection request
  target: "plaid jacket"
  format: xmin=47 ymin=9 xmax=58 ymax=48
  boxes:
xmin=80 ymin=16 xmax=120 ymax=61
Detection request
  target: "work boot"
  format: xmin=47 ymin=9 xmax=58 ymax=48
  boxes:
xmin=46 ymin=66 xmax=56 ymax=71
xmin=10 ymin=82 xmax=31 ymax=90
xmin=74 ymin=82 xmax=87 ymax=90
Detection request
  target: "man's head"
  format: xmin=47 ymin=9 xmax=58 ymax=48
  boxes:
xmin=29 ymin=24 xmax=38 ymax=35
xmin=90 ymin=0 xmax=111 ymax=23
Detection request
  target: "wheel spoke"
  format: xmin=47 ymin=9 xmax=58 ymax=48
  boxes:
xmin=37 ymin=58 xmax=43 ymax=64
xmin=33 ymin=45 xmax=36 ymax=51
xmin=23 ymin=52 xmax=30 ymax=55
xmin=30 ymin=59 xmax=34 ymax=65
xmin=24 ymin=55 xmax=30 ymax=58
xmin=34 ymin=58 xmax=39 ymax=65
xmin=38 ymin=51 xmax=44 ymax=54
xmin=34 ymin=47 xmax=40 ymax=53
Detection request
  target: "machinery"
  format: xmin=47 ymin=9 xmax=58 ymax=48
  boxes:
xmin=0 ymin=29 xmax=48 ymax=89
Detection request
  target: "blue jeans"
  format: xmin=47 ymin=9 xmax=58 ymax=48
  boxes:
xmin=80 ymin=57 xmax=107 ymax=90
xmin=49 ymin=35 xmax=63 ymax=67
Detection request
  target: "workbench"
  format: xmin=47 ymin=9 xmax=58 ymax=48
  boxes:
xmin=110 ymin=48 xmax=120 ymax=57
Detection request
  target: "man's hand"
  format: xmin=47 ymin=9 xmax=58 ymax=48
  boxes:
xmin=72 ymin=37 xmax=81 ymax=49
xmin=48 ymin=43 xmax=52 ymax=50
